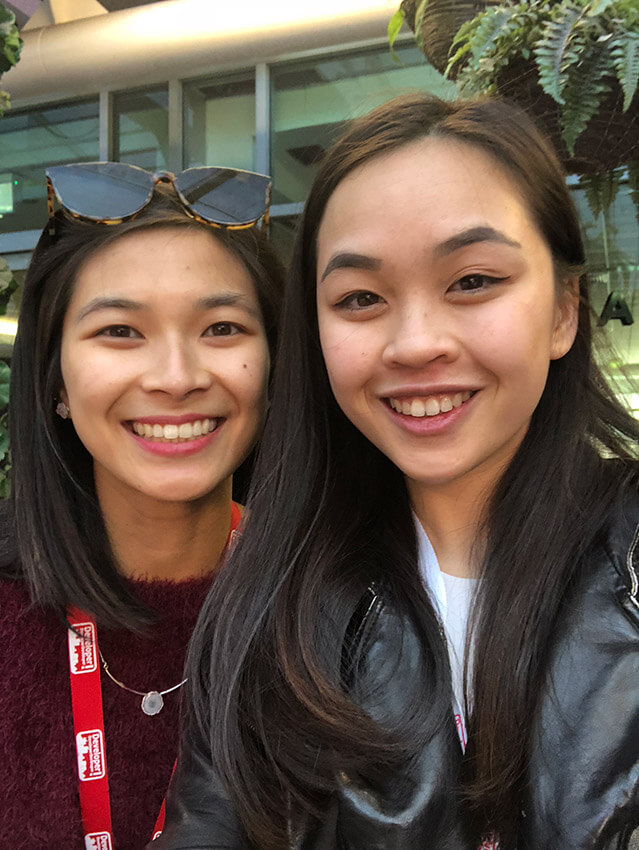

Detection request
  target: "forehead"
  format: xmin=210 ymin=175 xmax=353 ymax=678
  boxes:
xmin=316 ymin=137 xmax=537 ymax=263
xmin=71 ymin=226 xmax=256 ymax=302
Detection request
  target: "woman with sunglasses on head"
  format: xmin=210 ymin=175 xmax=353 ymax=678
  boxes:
xmin=0 ymin=164 xmax=283 ymax=850
xmin=153 ymin=95 xmax=639 ymax=850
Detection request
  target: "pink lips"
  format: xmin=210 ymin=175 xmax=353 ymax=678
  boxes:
xmin=129 ymin=428 xmax=219 ymax=457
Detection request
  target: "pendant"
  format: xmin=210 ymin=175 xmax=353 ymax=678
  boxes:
xmin=141 ymin=691 xmax=164 ymax=715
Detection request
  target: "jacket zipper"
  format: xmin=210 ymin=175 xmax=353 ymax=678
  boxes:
xmin=625 ymin=523 xmax=639 ymax=611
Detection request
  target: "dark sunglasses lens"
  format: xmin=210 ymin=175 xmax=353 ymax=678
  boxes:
xmin=47 ymin=162 xmax=153 ymax=220
xmin=175 ymin=168 xmax=270 ymax=225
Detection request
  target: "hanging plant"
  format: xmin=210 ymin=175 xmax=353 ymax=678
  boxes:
xmin=389 ymin=0 xmax=501 ymax=72
xmin=446 ymin=0 xmax=639 ymax=167
xmin=0 ymin=2 xmax=23 ymax=115
xmin=392 ymin=0 xmax=639 ymax=172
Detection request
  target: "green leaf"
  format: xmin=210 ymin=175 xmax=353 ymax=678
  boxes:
xmin=535 ymin=4 xmax=585 ymax=104
xmin=388 ymin=8 xmax=407 ymax=61
xmin=610 ymin=31 xmax=639 ymax=110
xmin=0 ymin=257 xmax=18 ymax=316
xmin=0 ymin=256 xmax=16 ymax=292
xmin=586 ymin=0 xmax=616 ymax=15
xmin=0 ymin=5 xmax=22 ymax=74
xmin=579 ymin=172 xmax=603 ymax=219
xmin=0 ymin=472 xmax=10 ymax=500
xmin=559 ymin=43 xmax=611 ymax=153
xmin=0 ymin=360 xmax=10 ymax=408
xmin=412 ymin=0 xmax=429 ymax=53
xmin=468 ymin=8 xmax=515 ymax=62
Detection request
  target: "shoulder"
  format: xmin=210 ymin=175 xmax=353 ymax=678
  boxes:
xmin=0 ymin=575 xmax=31 ymax=618
xmin=524 ymin=483 xmax=639 ymax=847
xmin=0 ymin=577 xmax=65 ymax=664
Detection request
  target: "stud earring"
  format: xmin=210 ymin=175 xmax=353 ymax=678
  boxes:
xmin=56 ymin=401 xmax=70 ymax=420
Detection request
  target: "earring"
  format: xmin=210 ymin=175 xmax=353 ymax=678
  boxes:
xmin=56 ymin=401 xmax=70 ymax=420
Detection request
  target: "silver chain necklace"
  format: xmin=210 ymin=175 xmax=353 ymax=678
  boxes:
xmin=98 ymin=650 xmax=187 ymax=716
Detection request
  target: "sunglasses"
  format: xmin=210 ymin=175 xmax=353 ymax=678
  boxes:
xmin=45 ymin=162 xmax=272 ymax=235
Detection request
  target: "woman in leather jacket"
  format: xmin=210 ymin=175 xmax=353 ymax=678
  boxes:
xmin=152 ymin=95 xmax=639 ymax=850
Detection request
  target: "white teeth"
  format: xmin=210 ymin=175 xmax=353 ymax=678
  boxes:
xmin=424 ymin=398 xmax=440 ymax=417
xmin=132 ymin=418 xmax=216 ymax=442
xmin=389 ymin=392 xmax=474 ymax=418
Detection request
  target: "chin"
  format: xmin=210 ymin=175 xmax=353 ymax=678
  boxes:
xmin=138 ymin=479 xmax=224 ymax=505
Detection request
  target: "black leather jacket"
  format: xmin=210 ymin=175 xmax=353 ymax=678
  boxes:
xmin=152 ymin=496 xmax=639 ymax=850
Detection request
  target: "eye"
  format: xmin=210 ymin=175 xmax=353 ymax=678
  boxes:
xmin=97 ymin=325 xmax=141 ymax=339
xmin=450 ymin=274 xmax=508 ymax=293
xmin=336 ymin=291 xmax=384 ymax=311
xmin=203 ymin=322 xmax=242 ymax=337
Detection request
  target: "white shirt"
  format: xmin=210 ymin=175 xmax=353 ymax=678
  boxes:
xmin=415 ymin=518 xmax=478 ymax=749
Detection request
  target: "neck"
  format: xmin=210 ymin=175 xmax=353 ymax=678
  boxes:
xmin=408 ymin=466 xmax=501 ymax=578
xmin=97 ymin=477 xmax=234 ymax=581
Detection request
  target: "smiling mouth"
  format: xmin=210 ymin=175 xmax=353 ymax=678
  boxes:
xmin=387 ymin=391 xmax=475 ymax=418
xmin=130 ymin=418 xmax=222 ymax=443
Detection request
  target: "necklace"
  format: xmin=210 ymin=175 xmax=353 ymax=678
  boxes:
xmin=98 ymin=649 xmax=187 ymax=716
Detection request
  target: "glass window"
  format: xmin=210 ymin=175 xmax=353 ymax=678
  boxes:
xmin=571 ymin=168 xmax=639 ymax=411
xmin=269 ymin=214 xmax=299 ymax=263
xmin=113 ymin=87 xmax=169 ymax=171
xmin=270 ymin=43 xmax=456 ymax=206
xmin=183 ymin=73 xmax=255 ymax=171
xmin=0 ymin=98 xmax=99 ymax=233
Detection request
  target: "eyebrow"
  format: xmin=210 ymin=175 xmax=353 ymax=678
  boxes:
xmin=77 ymin=297 xmax=142 ymax=322
xmin=196 ymin=292 xmax=261 ymax=320
xmin=76 ymin=291 xmax=261 ymax=323
xmin=433 ymin=226 xmax=521 ymax=257
xmin=319 ymin=227 xmax=520 ymax=284
xmin=319 ymin=252 xmax=382 ymax=283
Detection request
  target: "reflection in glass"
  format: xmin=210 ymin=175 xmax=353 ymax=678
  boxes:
xmin=183 ymin=75 xmax=255 ymax=171
xmin=270 ymin=43 xmax=456 ymax=206
xmin=0 ymin=99 xmax=99 ymax=233
xmin=113 ymin=87 xmax=169 ymax=171
xmin=571 ymin=167 xmax=639 ymax=414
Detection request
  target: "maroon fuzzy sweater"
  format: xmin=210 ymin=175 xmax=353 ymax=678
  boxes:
xmin=0 ymin=574 xmax=213 ymax=850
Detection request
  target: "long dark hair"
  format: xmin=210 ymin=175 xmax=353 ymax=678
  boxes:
xmin=187 ymin=94 xmax=639 ymax=847
xmin=0 ymin=186 xmax=284 ymax=631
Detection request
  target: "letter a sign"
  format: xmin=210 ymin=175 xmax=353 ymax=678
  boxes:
xmin=598 ymin=291 xmax=634 ymax=327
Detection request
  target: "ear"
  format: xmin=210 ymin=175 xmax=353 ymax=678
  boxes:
xmin=550 ymin=276 xmax=579 ymax=360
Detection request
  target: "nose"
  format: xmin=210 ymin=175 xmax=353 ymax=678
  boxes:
xmin=140 ymin=337 xmax=213 ymax=399
xmin=381 ymin=303 xmax=461 ymax=369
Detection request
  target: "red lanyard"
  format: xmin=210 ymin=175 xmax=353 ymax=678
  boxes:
xmin=67 ymin=503 xmax=241 ymax=849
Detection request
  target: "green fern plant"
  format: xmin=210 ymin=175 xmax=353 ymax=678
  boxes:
xmin=0 ymin=2 xmax=22 ymax=116
xmin=445 ymin=0 xmax=639 ymax=156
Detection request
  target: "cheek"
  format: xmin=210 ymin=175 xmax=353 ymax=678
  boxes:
xmin=230 ymin=340 xmax=270 ymax=408
xmin=319 ymin=321 xmax=376 ymax=395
